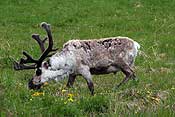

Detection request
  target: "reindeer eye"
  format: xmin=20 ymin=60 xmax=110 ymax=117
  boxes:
xmin=36 ymin=69 xmax=42 ymax=76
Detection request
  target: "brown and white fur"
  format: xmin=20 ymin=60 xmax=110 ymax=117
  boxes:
xmin=14 ymin=22 xmax=140 ymax=95
xmin=34 ymin=37 xmax=140 ymax=95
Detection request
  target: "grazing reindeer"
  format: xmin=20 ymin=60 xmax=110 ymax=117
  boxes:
xmin=14 ymin=22 xmax=140 ymax=95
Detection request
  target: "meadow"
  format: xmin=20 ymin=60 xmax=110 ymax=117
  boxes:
xmin=0 ymin=0 xmax=175 ymax=116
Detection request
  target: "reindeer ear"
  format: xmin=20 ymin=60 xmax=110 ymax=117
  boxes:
xmin=42 ymin=61 xmax=49 ymax=69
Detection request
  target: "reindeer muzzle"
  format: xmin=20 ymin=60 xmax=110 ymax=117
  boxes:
xmin=28 ymin=78 xmax=43 ymax=90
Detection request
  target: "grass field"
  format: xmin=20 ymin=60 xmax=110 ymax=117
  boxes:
xmin=0 ymin=0 xmax=175 ymax=116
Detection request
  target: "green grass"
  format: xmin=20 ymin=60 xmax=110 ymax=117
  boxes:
xmin=1 ymin=0 xmax=175 ymax=116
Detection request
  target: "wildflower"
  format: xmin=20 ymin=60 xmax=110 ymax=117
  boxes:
xmin=61 ymin=89 xmax=67 ymax=93
xmin=68 ymin=98 xmax=74 ymax=102
xmin=43 ymin=82 xmax=48 ymax=86
xmin=68 ymin=93 xmax=74 ymax=98
xmin=171 ymin=87 xmax=175 ymax=90
xmin=67 ymin=93 xmax=74 ymax=102
xmin=32 ymin=92 xmax=44 ymax=96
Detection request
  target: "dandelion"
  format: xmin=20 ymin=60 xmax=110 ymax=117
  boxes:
xmin=68 ymin=93 xmax=74 ymax=98
xmin=67 ymin=93 xmax=74 ymax=102
xmin=68 ymin=98 xmax=74 ymax=102
xmin=32 ymin=92 xmax=44 ymax=96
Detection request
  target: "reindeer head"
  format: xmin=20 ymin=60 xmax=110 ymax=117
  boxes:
xmin=14 ymin=22 xmax=58 ymax=90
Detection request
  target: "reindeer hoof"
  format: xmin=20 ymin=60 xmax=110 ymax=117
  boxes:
xmin=132 ymin=77 xmax=139 ymax=86
xmin=132 ymin=77 xmax=139 ymax=82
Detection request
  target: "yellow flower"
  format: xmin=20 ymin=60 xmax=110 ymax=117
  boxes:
xmin=68 ymin=98 xmax=74 ymax=102
xmin=68 ymin=93 xmax=74 ymax=97
xmin=61 ymin=89 xmax=67 ymax=93
xmin=43 ymin=82 xmax=49 ymax=86
xmin=32 ymin=92 xmax=44 ymax=96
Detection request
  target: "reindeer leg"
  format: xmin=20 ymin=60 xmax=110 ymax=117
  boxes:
xmin=66 ymin=74 xmax=76 ymax=88
xmin=128 ymin=61 xmax=138 ymax=81
xmin=79 ymin=65 xmax=94 ymax=95
xmin=131 ymin=73 xmax=137 ymax=81
xmin=115 ymin=62 xmax=135 ymax=88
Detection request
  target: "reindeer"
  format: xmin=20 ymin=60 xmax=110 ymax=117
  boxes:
xmin=14 ymin=22 xmax=140 ymax=95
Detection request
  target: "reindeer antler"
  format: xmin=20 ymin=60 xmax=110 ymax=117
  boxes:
xmin=14 ymin=22 xmax=58 ymax=70
xmin=32 ymin=34 xmax=47 ymax=53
